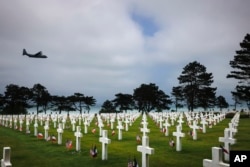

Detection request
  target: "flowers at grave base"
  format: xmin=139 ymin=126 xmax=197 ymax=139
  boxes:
xmin=92 ymin=128 xmax=96 ymax=134
xmin=199 ymin=127 xmax=203 ymax=132
xmin=37 ymin=132 xmax=43 ymax=139
xmin=127 ymin=158 xmax=133 ymax=167
xmin=51 ymin=135 xmax=57 ymax=142
xmin=90 ymin=145 xmax=97 ymax=158
xmin=111 ymin=130 xmax=115 ymax=136
xmin=169 ymin=138 xmax=175 ymax=147
xmin=66 ymin=139 xmax=73 ymax=150
xmin=128 ymin=156 xmax=138 ymax=167
xmin=46 ymin=135 xmax=57 ymax=143
xmin=220 ymin=145 xmax=229 ymax=154
xmin=136 ymin=135 xmax=141 ymax=144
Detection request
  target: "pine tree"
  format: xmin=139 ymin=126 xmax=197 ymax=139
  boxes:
xmin=227 ymin=34 xmax=250 ymax=109
xmin=177 ymin=61 xmax=216 ymax=111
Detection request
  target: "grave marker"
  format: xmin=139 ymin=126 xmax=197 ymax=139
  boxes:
xmin=219 ymin=128 xmax=236 ymax=161
xmin=200 ymin=118 xmax=208 ymax=133
xmin=1 ymin=147 xmax=12 ymax=167
xmin=74 ymin=126 xmax=83 ymax=151
xmin=140 ymin=121 xmax=150 ymax=137
xmin=190 ymin=120 xmax=200 ymax=140
xmin=99 ymin=130 xmax=111 ymax=160
xmin=34 ymin=118 xmax=38 ymax=137
xmin=137 ymin=136 xmax=154 ymax=167
xmin=84 ymin=118 xmax=88 ymax=134
xmin=203 ymin=147 xmax=229 ymax=167
xmin=44 ymin=120 xmax=49 ymax=140
xmin=163 ymin=119 xmax=170 ymax=136
xmin=57 ymin=123 xmax=64 ymax=145
xmin=116 ymin=121 xmax=124 ymax=140
xmin=173 ymin=125 xmax=185 ymax=151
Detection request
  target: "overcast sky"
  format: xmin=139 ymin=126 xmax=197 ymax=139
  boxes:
xmin=0 ymin=0 xmax=249 ymax=106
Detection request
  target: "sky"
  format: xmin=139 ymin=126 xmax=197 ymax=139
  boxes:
xmin=0 ymin=0 xmax=250 ymax=106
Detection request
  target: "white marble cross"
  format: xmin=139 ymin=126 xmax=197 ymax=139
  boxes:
xmin=1 ymin=147 xmax=12 ymax=167
xmin=124 ymin=118 xmax=130 ymax=131
xmin=200 ymin=118 xmax=208 ymax=133
xmin=78 ymin=116 xmax=82 ymax=126
xmin=190 ymin=120 xmax=200 ymax=140
xmin=74 ymin=126 xmax=83 ymax=151
xmin=140 ymin=121 xmax=150 ymax=137
xmin=44 ymin=120 xmax=49 ymax=140
xmin=84 ymin=118 xmax=88 ymax=134
xmin=137 ymin=136 xmax=154 ymax=167
xmin=219 ymin=128 xmax=236 ymax=161
xmin=163 ymin=119 xmax=170 ymax=136
xmin=19 ymin=118 xmax=23 ymax=131
xmin=158 ymin=116 xmax=163 ymax=129
xmin=110 ymin=118 xmax=115 ymax=130
xmin=52 ymin=117 xmax=57 ymax=128
xmin=57 ymin=123 xmax=64 ymax=145
xmin=62 ymin=118 xmax=66 ymax=129
xmin=71 ymin=119 xmax=76 ymax=132
xmin=170 ymin=115 xmax=175 ymax=126
xmin=177 ymin=116 xmax=184 ymax=130
xmin=26 ymin=117 xmax=30 ymax=134
xmin=173 ymin=125 xmax=185 ymax=151
xmin=228 ymin=123 xmax=237 ymax=138
xmin=99 ymin=130 xmax=111 ymax=160
xmin=203 ymin=147 xmax=229 ymax=167
xmin=116 ymin=121 xmax=124 ymax=140
xmin=98 ymin=121 xmax=104 ymax=136
xmin=34 ymin=118 xmax=38 ymax=137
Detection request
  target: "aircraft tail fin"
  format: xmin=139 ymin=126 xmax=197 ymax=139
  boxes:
xmin=23 ymin=49 xmax=27 ymax=55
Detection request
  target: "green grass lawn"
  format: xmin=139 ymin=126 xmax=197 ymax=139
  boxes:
xmin=0 ymin=113 xmax=249 ymax=167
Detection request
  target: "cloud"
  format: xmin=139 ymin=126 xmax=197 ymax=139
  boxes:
xmin=0 ymin=0 xmax=250 ymax=106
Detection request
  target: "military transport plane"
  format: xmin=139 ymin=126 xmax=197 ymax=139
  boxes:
xmin=22 ymin=49 xmax=47 ymax=58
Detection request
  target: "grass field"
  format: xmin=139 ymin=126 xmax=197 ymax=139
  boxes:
xmin=0 ymin=113 xmax=249 ymax=167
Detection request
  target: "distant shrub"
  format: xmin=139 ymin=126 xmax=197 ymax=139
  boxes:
xmin=225 ymin=112 xmax=235 ymax=118
xmin=240 ymin=114 xmax=250 ymax=119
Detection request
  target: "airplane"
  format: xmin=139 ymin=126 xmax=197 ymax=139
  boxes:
xmin=22 ymin=49 xmax=47 ymax=58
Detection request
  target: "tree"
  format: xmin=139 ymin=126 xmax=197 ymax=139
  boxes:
xmin=69 ymin=93 xmax=85 ymax=114
xmin=216 ymin=95 xmax=229 ymax=111
xmin=227 ymin=34 xmax=250 ymax=109
xmin=0 ymin=94 xmax=4 ymax=112
xmin=32 ymin=83 xmax=51 ymax=114
xmin=84 ymin=96 xmax=96 ymax=114
xmin=231 ymin=88 xmax=242 ymax=111
xmin=177 ymin=61 xmax=217 ymax=111
xmin=99 ymin=100 xmax=116 ymax=113
xmin=112 ymin=93 xmax=134 ymax=113
xmin=133 ymin=83 xmax=172 ymax=113
xmin=171 ymin=86 xmax=184 ymax=112
xmin=69 ymin=93 xmax=96 ymax=114
xmin=3 ymin=84 xmax=32 ymax=114
xmin=51 ymin=96 xmax=75 ymax=114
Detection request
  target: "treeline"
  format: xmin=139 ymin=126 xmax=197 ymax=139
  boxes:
xmin=0 ymin=83 xmax=96 ymax=115
xmin=0 ymin=34 xmax=249 ymax=114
